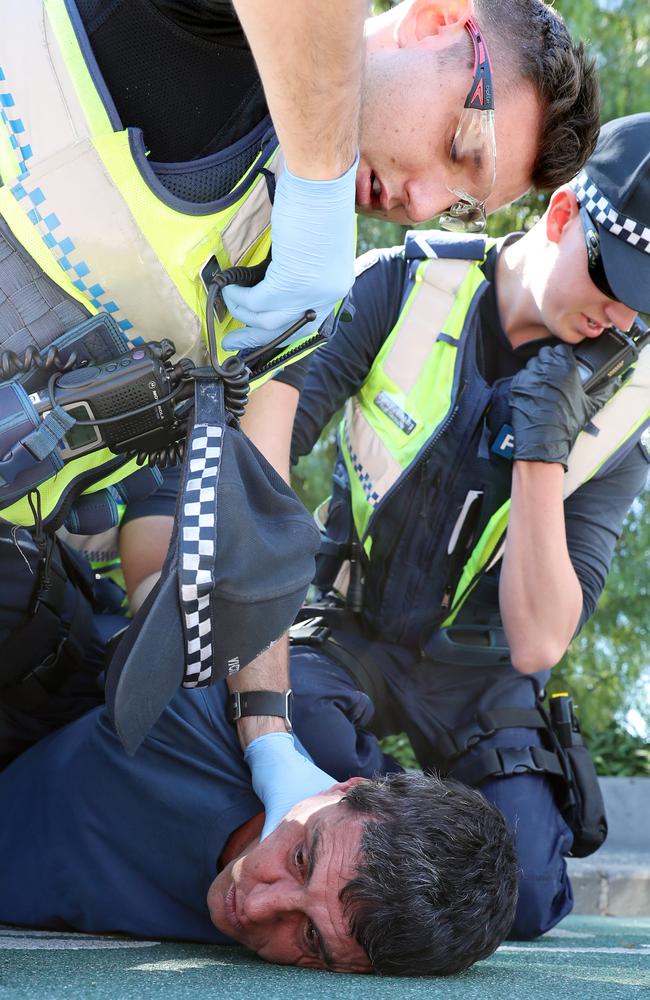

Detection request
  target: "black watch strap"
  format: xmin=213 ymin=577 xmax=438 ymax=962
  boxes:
xmin=227 ymin=689 xmax=293 ymax=731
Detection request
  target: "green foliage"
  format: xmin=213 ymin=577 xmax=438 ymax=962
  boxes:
xmin=548 ymin=492 xmax=650 ymax=736
xmin=380 ymin=732 xmax=420 ymax=771
xmin=585 ymin=720 xmax=650 ymax=776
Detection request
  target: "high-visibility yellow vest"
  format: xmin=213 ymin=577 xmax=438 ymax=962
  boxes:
xmin=0 ymin=0 xmax=318 ymax=525
xmin=342 ymin=233 xmax=650 ymax=627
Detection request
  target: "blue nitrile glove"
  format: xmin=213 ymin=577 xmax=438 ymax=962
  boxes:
xmin=221 ymin=154 xmax=359 ymax=352
xmin=244 ymin=731 xmax=337 ymax=840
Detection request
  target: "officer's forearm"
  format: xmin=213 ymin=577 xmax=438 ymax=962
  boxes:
xmin=499 ymin=462 xmax=583 ymax=675
xmin=232 ymin=0 xmax=365 ymax=179
xmin=227 ymin=637 xmax=290 ymax=749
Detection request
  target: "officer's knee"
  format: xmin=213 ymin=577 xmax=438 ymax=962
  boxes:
xmin=509 ymin=871 xmax=574 ymax=939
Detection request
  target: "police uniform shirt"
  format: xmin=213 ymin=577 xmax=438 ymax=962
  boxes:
xmin=0 ymin=685 xmax=261 ymax=942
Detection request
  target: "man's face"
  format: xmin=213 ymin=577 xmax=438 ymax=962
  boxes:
xmin=207 ymin=788 xmax=371 ymax=973
xmin=356 ymin=44 xmax=541 ymax=225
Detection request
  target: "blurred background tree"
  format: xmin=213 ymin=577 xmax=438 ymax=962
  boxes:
xmin=293 ymin=0 xmax=650 ymax=769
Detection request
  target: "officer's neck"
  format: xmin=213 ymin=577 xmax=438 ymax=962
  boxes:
xmin=495 ymin=230 xmax=551 ymax=349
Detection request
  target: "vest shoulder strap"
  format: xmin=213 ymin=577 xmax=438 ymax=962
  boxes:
xmin=404 ymin=230 xmax=490 ymax=262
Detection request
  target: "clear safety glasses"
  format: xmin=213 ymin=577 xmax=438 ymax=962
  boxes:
xmin=439 ymin=18 xmax=496 ymax=234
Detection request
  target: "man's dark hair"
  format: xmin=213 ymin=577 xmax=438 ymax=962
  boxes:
xmin=341 ymin=772 xmax=518 ymax=976
xmin=475 ymin=0 xmax=600 ymax=189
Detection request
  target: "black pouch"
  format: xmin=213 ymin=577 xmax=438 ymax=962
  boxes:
xmin=546 ymin=693 xmax=608 ymax=858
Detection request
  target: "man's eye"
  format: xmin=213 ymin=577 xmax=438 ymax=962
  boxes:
xmin=294 ymin=845 xmax=306 ymax=876
xmin=305 ymin=919 xmax=318 ymax=954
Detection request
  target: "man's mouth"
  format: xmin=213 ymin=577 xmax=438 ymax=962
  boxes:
xmin=356 ymin=168 xmax=387 ymax=212
xmin=583 ymin=314 xmax=605 ymax=337
xmin=225 ymin=882 xmax=244 ymax=935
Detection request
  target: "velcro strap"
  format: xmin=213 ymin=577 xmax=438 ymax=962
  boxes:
xmin=227 ymin=690 xmax=292 ymax=731
xmin=450 ymin=745 xmax=565 ymax=786
xmin=435 ymin=707 xmax=547 ymax=762
xmin=22 ymin=406 xmax=76 ymax=461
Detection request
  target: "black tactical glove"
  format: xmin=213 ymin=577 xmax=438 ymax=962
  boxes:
xmin=509 ymin=343 xmax=618 ymax=470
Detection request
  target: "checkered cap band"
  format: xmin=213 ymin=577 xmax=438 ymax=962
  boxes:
xmin=179 ymin=423 xmax=223 ymax=689
xmin=570 ymin=170 xmax=650 ymax=255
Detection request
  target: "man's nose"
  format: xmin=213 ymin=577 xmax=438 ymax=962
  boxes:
xmin=242 ymin=880 xmax=301 ymax=926
xmin=604 ymin=301 xmax=638 ymax=331
xmin=402 ymin=180 xmax=449 ymax=225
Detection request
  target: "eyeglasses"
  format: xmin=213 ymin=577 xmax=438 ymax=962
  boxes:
xmin=579 ymin=206 xmax=620 ymax=302
xmin=439 ymin=18 xmax=496 ymax=234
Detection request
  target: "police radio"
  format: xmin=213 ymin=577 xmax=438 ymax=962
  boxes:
xmin=29 ymin=339 xmax=194 ymax=464
xmin=573 ymin=317 xmax=650 ymax=393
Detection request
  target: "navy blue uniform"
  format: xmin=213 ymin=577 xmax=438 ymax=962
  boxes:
xmin=0 ymin=684 xmax=260 ymax=941
xmin=0 ymin=467 xmax=182 ymax=767
xmin=289 ymin=245 xmax=649 ymax=939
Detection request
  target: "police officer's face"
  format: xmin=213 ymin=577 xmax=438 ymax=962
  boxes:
xmin=356 ymin=44 xmax=541 ymax=225
xmin=207 ymin=788 xmax=371 ymax=973
xmin=540 ymin=198 xmax=638 ymax=344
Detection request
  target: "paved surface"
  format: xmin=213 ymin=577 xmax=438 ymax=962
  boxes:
xmin=569 ymin=777 xmax=650 ymax=917
xmin=1 ymin=916 xmax=649 ymax=1000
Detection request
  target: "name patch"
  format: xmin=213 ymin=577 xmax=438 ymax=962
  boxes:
xmin=374 ymin=391 xmax=417 ymax=435
xmin=491 ymin=423 xmax=515 ymax=459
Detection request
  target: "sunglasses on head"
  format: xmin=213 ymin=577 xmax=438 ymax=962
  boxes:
xmin=439 ymin=18 xmax=496 ymax=234
xmin=579 ymin=206 xmax=620 ymax=303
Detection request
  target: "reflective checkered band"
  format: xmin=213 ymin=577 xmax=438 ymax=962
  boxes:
xmin=0 ymin=64 xmax=137 ymax=339
xmin=570 ymin=170 xmax=650 ymax=255
xmin=180 ymin=424 xmax=223 ymax=688
xmin=0 ymin=65 xmax=33 ymax=178
xmin=344 ymin=421 xmax=380 ymax=508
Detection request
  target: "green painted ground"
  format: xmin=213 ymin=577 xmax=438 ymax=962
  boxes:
xmin=1 ymin=916 xmax=648 ymax=1000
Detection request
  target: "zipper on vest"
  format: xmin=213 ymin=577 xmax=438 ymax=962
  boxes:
xmin=363 ymin=379 xmax=468 ymax=542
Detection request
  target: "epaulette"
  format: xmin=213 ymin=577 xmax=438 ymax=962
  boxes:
xmin=404 ymin=230 xmax=489 ymax=261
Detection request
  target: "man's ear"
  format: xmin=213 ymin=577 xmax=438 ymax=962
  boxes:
xmin=546 ymin=187 xmax=579 ymax=245
xmin=327 ymin=776 xmax=369 ymax=795
xmin=395 ymin=0 xmax=474 ymax=49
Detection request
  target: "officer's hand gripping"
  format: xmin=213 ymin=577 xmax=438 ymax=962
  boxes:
xmin=509 ymin=343 xmax=619 ymax=470
xmin=244 ymin=731 xmax=336 ymax=840
xmin=221 ymin=156 xmax=358 ymax=352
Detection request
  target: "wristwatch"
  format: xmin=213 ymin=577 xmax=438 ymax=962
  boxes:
xmin=227 ymin=689 xmax=293 ymax=732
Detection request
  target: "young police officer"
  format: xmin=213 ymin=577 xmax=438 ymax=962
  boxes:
xmin=0 ymin=0 xmax=599 ymax=833
xmin=289 ymin=114 xmax=650 ymax=938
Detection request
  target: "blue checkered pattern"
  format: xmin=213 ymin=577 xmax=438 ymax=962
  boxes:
xmin=0 ymin=67 xmax=33 ymax=178
xmin=180 ymin=424 xmax=223 ymax=687
xmin=570 ymin=170 xmax=650 ymax=255
xmin=0 ymin=63 xmax=138 ymax=341
xmin=344 ymin=420 xmax=380 ymax=507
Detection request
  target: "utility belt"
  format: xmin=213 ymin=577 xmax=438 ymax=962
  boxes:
xmin=419 ymin=692 xmax=607 ymax=858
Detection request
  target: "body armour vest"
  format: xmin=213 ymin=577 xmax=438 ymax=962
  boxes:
xmin=332 ymin=231 xmax=650 ymax=650
xmin=0 ymin=0 xmax=322 ymax=526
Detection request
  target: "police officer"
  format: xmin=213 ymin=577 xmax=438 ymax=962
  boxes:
xmin=289 ymin=115 xmax=650 ymax=933
xmin=0 ymin=0 xmax=599 ymax=832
